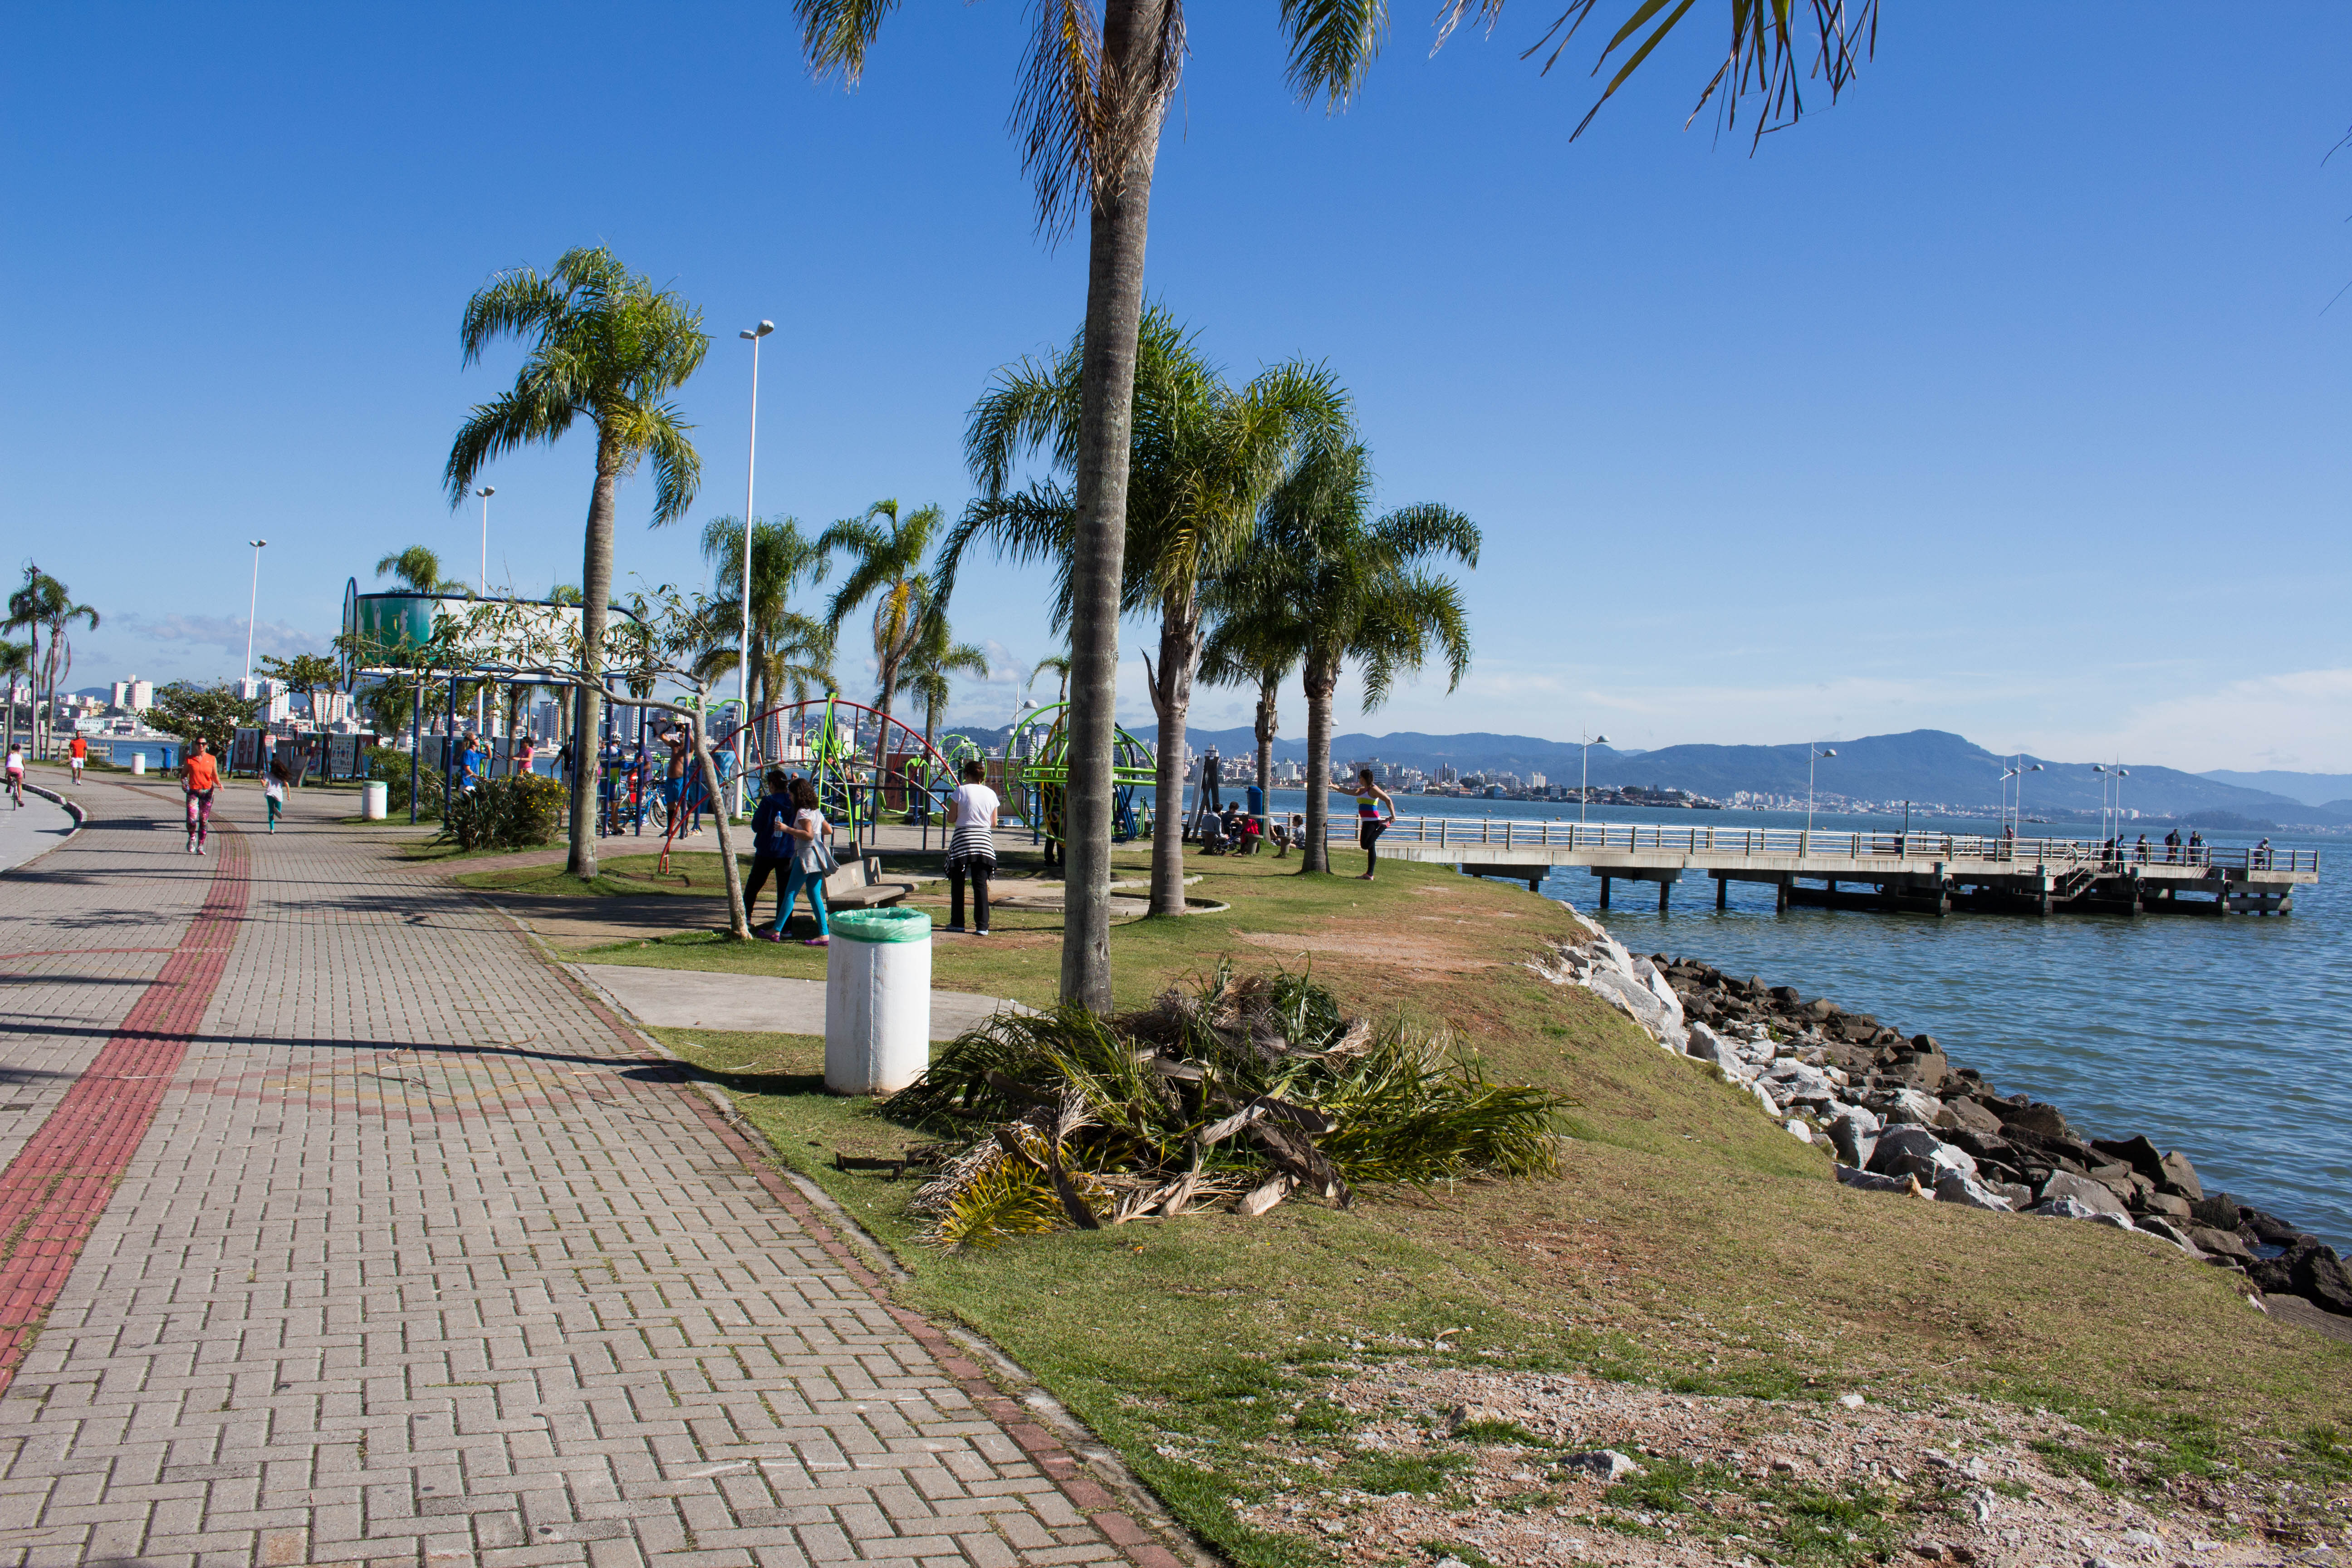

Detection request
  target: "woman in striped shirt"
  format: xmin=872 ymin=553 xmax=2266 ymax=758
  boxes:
xmin=946 ymin=759 xmax=998 ymax=935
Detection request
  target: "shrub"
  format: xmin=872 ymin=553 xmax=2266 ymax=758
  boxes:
xmin=441 ymin=774 xmax=565 ymax=852
xmin=363 ymin=745 xmax=443 ymax=820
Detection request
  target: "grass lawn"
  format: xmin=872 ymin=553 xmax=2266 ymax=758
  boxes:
xmin=450 ymin=841 xmax=2352 ymax=1563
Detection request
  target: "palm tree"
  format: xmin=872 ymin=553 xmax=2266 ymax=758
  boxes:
xmin=695 ymin=514 xmax=835 ymax=763
xmin=0 ymin=640 xmax=30 ymax=755
xmin=445 ymin=245 xmax=707 ymax=879
xmin=1027 ymin=654 xmax=1073 ymax=705
xmin=373 ymin=547 xmax=466 ymax=595
xmin=1239 ymin=439 xmax=1478 ymax=873
xmin=5 ymin=567 xmax=98 ymax=761
xmin=954 ymin=309 xmax=1346 ymax=914
xmin=794 ymin=4 xmax=1862 ymax=1002
xmin=904 ymin=613 xmax=990 ymax=755
xmin=818 ymin=499 xmax=943 ymax=751
xmin=1199 ymin=592 xmax=1305 ymax=838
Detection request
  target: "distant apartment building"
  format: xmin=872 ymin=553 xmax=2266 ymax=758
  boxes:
xmin=111 ymin=677 xmax=155 ymax=712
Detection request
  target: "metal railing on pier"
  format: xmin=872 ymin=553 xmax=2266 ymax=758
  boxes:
xmin=1314 ymin=816 xmax=2320 ymax=874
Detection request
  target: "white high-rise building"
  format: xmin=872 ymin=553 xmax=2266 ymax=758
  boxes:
xmin=111 ymin=677 xmax=154 ymax=712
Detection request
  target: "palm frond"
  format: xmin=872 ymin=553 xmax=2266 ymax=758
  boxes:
xmin=1279 ymin=0 xmax=1387 ymax=108
xmin=797 ymin=0 xmax=903 ymax=85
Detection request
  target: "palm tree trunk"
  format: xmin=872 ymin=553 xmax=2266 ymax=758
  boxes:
xmin=1301 ymin=651 xmax=1338 ymax=874
xmin=568 ymin=437 xmax=620 ymax=879
xmin=1254 ymin=675 xmax=1277 ymax=835
xmin=1061 ymin=0 xmax=1171 ymax=1009
xmin=1145 ymin=597 xmax=1198 ymax=918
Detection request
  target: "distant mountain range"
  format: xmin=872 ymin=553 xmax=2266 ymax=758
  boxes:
xmin=2196 ymin=769 xmax=2352 ymax=808
xmin=1095 ymin=724 xmax=2352 ymax=828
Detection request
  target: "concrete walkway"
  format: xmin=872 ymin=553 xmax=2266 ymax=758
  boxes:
xmin=0 ymin=778 xmax=1176 ymax=1568
xmin=0 ymin=783 xmax=75 ymax=874
xmin=571 ymin=966 xmax=1029 ymax=1043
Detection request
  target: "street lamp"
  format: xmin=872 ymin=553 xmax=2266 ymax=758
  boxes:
xmin=476 ymin=486 xmax=495 ymax=595
xmin=242 ymin=540 xmax=268 ymax=688
xmin=1807 ymin=745 xmax=1837 ymax=831
xmin=2094 ymin=763 xmax=2128 ymax=845
xmin=732 ymin=319 xmax=774 ymax=817
xmin=1579 ymin=732 xmax=1608 ymax=826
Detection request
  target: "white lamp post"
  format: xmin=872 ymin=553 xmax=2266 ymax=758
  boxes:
xmin=732 ymin=319 xmax=774 ymax=816
xmin=242 ymin=539 xmax=268 ymax=688
xmin=476 ymin=486 xmax=495 ymax=595
xmin=2016 ymin=758 xmax=2043 ymax=834
xmin=1807 ymin=745 xmax=1837 ymax=831
xmin=1579 ymin=732 xmax=1608 ymax=826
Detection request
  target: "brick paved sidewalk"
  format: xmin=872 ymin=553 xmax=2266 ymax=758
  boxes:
xmin=0 ymin=781 xmax=1165 ymax=1568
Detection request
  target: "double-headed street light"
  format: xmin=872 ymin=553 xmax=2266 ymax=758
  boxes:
xmin=1579 ymin=732 xmax=1608 ymax=825
xmin=1807 ymin=745 xmax=1837 ymax=831
xmin=733 ymin=319 xmax=775 ymax=816
xmin=2093 ymin=763 xmax=2129 ymax=845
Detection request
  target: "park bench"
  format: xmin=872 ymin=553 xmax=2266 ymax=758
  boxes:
xmin=823 ymin=855 xmax=910 ymax=911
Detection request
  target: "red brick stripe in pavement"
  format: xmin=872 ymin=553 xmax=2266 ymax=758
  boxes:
xmin=0 ymin=827 xmax=249 ymax=1393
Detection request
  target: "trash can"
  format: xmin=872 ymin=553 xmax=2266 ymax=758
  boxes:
xmin=361 ymin=780 xmax=389 ymax=821
xmin=824 ymin=907 xmax=933 ymax=1095
xmin=130 ymin=752 xmax=147 ymax=776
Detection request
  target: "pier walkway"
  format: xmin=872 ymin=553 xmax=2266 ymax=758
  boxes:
xmin=1348 ymin=817 xmax=2319 ymax=917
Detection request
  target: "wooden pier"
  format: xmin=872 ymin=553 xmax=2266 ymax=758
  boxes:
xmin=1339 ymin=818 xmax=2318 ymax=918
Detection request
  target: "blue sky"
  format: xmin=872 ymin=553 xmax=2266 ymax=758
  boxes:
xmin=8 ymin=5 xmax=2350 ymax=769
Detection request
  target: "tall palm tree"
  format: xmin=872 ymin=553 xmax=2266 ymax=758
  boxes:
xmin=5 ymin=567 xmax=98 ymax=761
xmin=445 ymin=245 xmax=707 ymax=879
xmin=373 ymin=547 xmax=466 ymax=595
xmin=697 ymin=514 xmax=832 ymax=763
xmin=0 ymin=640 xmax=30 ymax=756
xmin=1027 ymin=654 xmax=1073 ymax=705
xmin=1238 ymin=439 xmax=1479 ymax=873
xmin=794 ymin=3 xmax=1862 ymax=1002
xmin=819 ymin=499 xmax=943 ymax=751
xmin=904 ymin=613 xmax=990 ymax=755
xmin=954 ymin=309 xmax=1346 ymax=913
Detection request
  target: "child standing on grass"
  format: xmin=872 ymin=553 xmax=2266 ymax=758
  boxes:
xmin=264 ymin=758 xmax=289 ymax=833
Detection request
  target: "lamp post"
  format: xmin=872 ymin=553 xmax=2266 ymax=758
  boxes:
xmin=732 ymin=319 xmax=775 ymax=818
xmin=2094 ymin=763 xmax=2128 ymax=848
xmin=242 ymin=540 xmax=268 ymax=688
xmin=1806 ymin=745 xmax=1837 ymax=831
xmin=1579 ymin=732 xmax=1608 ymax=826
xmin=2015 ymin=757 xmax=2043 ymax=834
xmin=475 ymin=486 xmax=495 ymax=595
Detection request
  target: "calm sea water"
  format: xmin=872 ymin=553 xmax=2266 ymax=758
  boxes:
xmin=1236 ymin=787 xmax=2351 ymax=1249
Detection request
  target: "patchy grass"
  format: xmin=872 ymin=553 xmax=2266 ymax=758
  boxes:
xmin=482 ymin=838 xmax=2352 ymax=1568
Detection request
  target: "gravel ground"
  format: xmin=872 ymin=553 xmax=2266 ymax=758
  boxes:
xmin=1232 ymin=1361 xmax=2349 ymax=1568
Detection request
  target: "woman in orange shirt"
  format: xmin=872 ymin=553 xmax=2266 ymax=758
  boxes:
xmin=180 ymin=738 xmax=220 ymax=855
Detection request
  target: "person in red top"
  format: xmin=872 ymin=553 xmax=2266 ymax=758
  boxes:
xmin=68 ymin=733 xmax=87 ymax=783
xmin=180 ymin=738 xmax=220 ymax=855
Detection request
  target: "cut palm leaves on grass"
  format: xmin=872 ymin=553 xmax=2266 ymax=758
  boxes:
xmin=893 ymin=963 xmax=1570 ymax=1250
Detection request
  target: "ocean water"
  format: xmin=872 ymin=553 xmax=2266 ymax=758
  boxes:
xmin=1236 ymin=788 xmax=2350 ymax=1249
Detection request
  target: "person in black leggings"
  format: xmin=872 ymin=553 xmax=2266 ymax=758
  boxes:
xmin=741 ymin=769 xmax=793 ymax=923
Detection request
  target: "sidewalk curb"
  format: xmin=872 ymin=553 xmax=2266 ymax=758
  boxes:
xmin=3 ymin=779 xmax=86 ymax=875
xmin=476 ymin=903 xmax=1220 ymax=1568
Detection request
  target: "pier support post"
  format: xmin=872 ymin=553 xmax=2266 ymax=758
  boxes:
xmin=1598 ymin=876 xmax=1611 ymax=910
xmin=1775 ymin=876 xmax=1790 ymax=913
xmin=1658 ymin=879 xmax=1671 ymax=913
xmin=1716 ymin=876 xmax=1728 ymax=910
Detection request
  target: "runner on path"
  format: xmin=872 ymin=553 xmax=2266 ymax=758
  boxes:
xmin=4 ymin=742 xmax=23 ymax=808
xmin=180 ymin=737 xmax=220 ymax=853
xmin=264 ymin=756 xmax=289 ymax=832
xmin=68 ymin=733 xmax=86 ymax=783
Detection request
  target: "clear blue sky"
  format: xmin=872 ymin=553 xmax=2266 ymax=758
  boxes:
xmin=8 ymin=5 xmax=2349 ymax=769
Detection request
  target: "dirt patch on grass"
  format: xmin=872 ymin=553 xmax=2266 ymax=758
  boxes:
xmin=1235 ymin=928 xmax=1498 ymax=976
xmin=1238 ymin=1362 xmax=2337 ymax=1568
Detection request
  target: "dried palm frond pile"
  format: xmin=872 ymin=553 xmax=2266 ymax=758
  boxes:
xmin=888 ymin=962 xmax=1570 ymax=1252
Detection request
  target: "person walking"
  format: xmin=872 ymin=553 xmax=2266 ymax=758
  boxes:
xmin=1198 ymin=744 xmax=1222 ymax=820
xmin=180 ymin=737 xmax=220 ymax=854
xmin=944 ymin=758 xmax=999 ymax=935
xmin=742 ymin=769 xmax=793 ymax=926
xmin=1353 ymin=766 xmax=1396 ymax=881
xmin=765 ymin=777 xmax=833 ymax=946
xmin=264 ymin=757 xmax=290 ymax=833
xmin=4 ymin=741 xmax=23 ymax=809
xmin=68 ymin=733 xmax=87 ymax=784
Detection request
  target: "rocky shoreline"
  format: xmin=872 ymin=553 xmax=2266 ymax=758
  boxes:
xmin=1532 ymin=910 xmax=2352 ymax=1326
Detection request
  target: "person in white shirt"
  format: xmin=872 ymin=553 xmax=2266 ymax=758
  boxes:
xmin=4 ymin=745 xmax=24 ymax=809
xmin=945 ymin=759 xmax=999 ymax=935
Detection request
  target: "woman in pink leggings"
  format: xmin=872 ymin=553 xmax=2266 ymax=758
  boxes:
xmin=179 ymin=739 xmax=220 ymax=854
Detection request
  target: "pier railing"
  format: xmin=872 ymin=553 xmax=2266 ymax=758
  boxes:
xmin=1314 ymin=816 xmax=2319 ymax=874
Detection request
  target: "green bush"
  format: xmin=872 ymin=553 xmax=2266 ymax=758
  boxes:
xmin=363 ymin=745 xmax=443 ymax=820
xmin=441 ymin=774 xmax=566 ymax=852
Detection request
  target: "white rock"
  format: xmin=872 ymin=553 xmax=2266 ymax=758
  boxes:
xmin=1933 ymin=1171 xmax=2016 ymax=1212
xmin=2122 ymin=1530 xmax=2162 ymax=1548
xmin=1564 ymin=1449 xmax=1645 ymax=1482
xmin=1838 ymin=1393 xmax=1866 ymax=1409
xmin=1785 ymin=1118 xmax=1814 ymax=1143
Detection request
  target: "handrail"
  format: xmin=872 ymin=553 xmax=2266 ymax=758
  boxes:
xmin=1327 ymin=816 xmax=2319 ymax=874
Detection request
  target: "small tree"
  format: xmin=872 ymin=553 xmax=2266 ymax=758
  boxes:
xmin=406 ymin=584 xmax=759 ymax=939
xmin=258 ymin=652 xmax=343 ymax=728
xmin=150 ymin=682 xmax=265 ymax=758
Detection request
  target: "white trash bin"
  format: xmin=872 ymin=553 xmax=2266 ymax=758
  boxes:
xmin=130 ymin=752 xmax=147 ymax=775
xmin=361 ymin=780 xmax=389 ymax=820
xmin=824 ymin=907 xmax=933 ymax=1095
